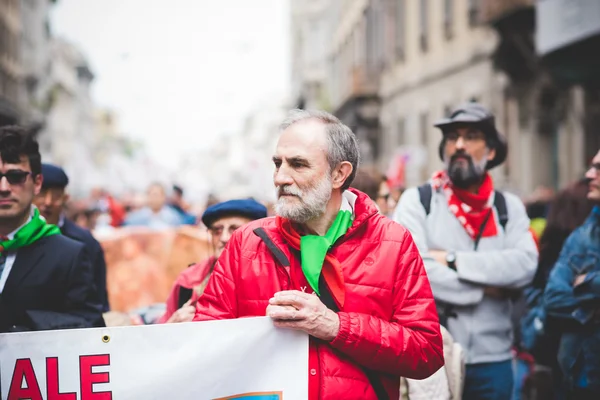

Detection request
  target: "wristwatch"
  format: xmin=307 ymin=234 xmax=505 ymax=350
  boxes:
xmin=446 ymin=251 xmax=457 ymax=271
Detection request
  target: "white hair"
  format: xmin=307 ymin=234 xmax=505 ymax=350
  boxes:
xmin=279 ymin=109 xmax=360 ymax=191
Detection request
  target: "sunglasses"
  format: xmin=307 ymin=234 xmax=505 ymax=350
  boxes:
xmin=0 ymin=170 xmax=32 ymax=185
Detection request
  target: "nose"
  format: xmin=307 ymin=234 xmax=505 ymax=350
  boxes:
xmin=220 ymin=229 xmax=232 ymax=244
xmin=585 ymin=165 xmax=597 ymax=180
xmin=274 ymin=165 xmax=294 ymax=188
xmin=0 ymin=177 xmax=10 ymax=192
xmin=455 ymin=136 xmax=466 ymax=150
xmin=44 ymin=191 xmax=53 ymax=206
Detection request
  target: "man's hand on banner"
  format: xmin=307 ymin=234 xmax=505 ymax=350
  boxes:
xmin=266 ymin=290 xmax=340 ymax=341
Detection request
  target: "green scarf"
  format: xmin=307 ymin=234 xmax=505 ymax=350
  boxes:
xmin=300 ymin=207 xmax=353 ymax=295
xmin=0 ymin=208 xmax=61 ymax=253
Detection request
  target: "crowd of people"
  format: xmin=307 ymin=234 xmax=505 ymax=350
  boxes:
xmin=0 ymin=103 xmax=598 ymax=400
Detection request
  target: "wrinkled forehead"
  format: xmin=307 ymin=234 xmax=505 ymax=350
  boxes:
xmin=275 ymin=119 xmax=328 ymax=160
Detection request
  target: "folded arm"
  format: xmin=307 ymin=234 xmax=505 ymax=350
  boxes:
xmin=456 ymin=196 xmax=538 ymax=288
xmin=544 ymin=231 xmax=599 ymax=325
xmin=394 ymin=188 xmax=484 ymax=306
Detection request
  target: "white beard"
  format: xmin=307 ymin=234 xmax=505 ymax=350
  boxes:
xmin=275 ymin=174 xmax=332 ymax=223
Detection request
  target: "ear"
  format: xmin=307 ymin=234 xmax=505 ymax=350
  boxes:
xmin=63 ymin=192 xmax=70 ymax=204
xmin=331 ymin=161 xmax=353 ymax=190
xmin=33 ymin=174 xmax=43 ymax=196
xmin=486 ymin=147 xmax=496 ymax=162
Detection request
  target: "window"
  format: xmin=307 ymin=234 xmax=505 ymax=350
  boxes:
xmin=394 ymin=0 xmax=406 ymax=61
xmin=419 ymin=0 xmax=429 ymax=52
xmin=419 ymin=112 xmax=430 ymax=180
xmin=420 ymin=112 xmax=429 ymax=146
xmin=444 ymin=105 xmax=453 ymax=118
xmin=468 ymin=0 xmax=479 ymax=27
xmin=444 ymin=0 xmax=454 ymax=40
xmin=397 ymin=117 xmax=406 ymax=145
xmin=365 ymin=7 xmax=374 ymax=70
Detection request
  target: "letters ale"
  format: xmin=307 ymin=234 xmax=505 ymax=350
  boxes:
xmin=7 ymin=354 xmax=112 ymax=400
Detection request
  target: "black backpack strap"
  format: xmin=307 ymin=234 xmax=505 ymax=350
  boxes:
xmin=493 ymin=190 xmax=509 ymax=230
xmin=418 ymin=184 xmax=433 ymax=215
xmin=253 ymin=227 xmax=389 ymax=400
xmin=178 ymin=287 xmax=193 ymax=309
xmin=253 ymin=228 xmax=290 ymax=267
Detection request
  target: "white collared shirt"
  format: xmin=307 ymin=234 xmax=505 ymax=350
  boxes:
xmin=0 ymin=209 xmax=34 ymax=293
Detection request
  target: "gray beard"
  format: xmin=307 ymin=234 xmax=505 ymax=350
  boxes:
xmin=275 ymin=175 xmax=332 ymax=223
xmin=446 ymin=153 xmax=488 ymax=189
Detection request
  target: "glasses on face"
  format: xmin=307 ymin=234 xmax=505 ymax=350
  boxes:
xmin=209 ymin=224 xmax=242 ymax=237
xmin=445 ymin=129 xmax=486 ymax=143
xmin=0 ymin=170 xmax=32 ymax=185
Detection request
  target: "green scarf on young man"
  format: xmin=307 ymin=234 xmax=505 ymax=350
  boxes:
xmin=0 ymin=207 xmax=60 ymax=253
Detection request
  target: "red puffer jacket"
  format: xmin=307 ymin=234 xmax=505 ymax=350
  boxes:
xmin=193 ymin=190 xmax=444 ymax=399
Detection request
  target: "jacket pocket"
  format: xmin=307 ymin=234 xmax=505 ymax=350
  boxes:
xmin=568 ymin=252 xmax=600 ymax=275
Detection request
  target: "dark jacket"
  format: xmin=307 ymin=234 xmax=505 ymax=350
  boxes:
xmin=61 ymin=218 xmax=109 ymax=311
xmin=0 ymin=234 xmax=105 ymax=332
xmin=544 ymin=206 xmax=600 ymax=392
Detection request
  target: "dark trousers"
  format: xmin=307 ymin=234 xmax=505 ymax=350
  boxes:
xmin=463 ymin=360 xmax=513 ymax=400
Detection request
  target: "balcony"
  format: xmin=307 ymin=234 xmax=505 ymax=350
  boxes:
xmin=350 ymin=65 xmax=380 ymax=98
xmin=481 ymin=0 xmax=535 ymax=25
xmin=482 ymin=0 xmax=536 ymax=83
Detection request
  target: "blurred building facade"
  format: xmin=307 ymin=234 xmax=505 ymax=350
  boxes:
xmin=0 ymin=0 xmax=22 ymax=125
xmin=328 ymin=0 xmax=386 ymax=166
xmin=484 ymin=0 xmax=600 ymax=193
xmin=290 ymin=0 xmax=333 ymax=111
xmin=20 ymin=0 xmax=53 ymax=130
xmin=38 ymin=38 xmax=97 ymax=195
xmin=290 ymin=0 xmax=600 ymax=195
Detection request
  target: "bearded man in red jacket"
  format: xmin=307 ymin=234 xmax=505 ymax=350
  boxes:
xmin=193 ymin=109 xmax=443 ymax=400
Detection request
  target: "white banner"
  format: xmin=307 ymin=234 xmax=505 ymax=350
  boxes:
xmin=0 ymin=317 xmax=308 ymax=400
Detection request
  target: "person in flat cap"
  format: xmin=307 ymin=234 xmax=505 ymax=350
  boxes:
xmin=394 ymin=102 xmax=538 ymax=400
xmin=158 ymin=198 xmax=267 ymax=324
xmin=33 ymin=163 xmax=110 ymax=312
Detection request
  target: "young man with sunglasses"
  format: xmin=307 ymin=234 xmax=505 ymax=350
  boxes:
xmin=158 ymin=198 xmax=267 ymax=324
xmin=0 ymin=126 xmax=105 ymax=332
xmin=544 ymin=149 xmax=600 ymax=399
xmin=33 ymin=163 xmax=109 ymax=312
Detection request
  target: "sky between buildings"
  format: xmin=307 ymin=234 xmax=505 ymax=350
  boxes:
xmin=51 ymin=0 xmax=291 ymax=171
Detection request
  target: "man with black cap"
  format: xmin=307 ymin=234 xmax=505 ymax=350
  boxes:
xmin=158 ymin=198 xmax=267 ymax=324
xmin=33 ymin=163 xmax=109 ymax=312
xmin=394 ymin=103 xmax=538 ymax=400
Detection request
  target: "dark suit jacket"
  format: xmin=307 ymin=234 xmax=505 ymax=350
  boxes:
xmin=61 ymin=218 xmax=110 ymax=312
xmin=0 ymin=234 xmax=105 ymax=333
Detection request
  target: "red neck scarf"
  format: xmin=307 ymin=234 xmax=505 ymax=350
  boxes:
xmin=431 ymin=170 xmax=498 ymax=240
xmin=276 ymin=216 xmax=345 ymax=310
